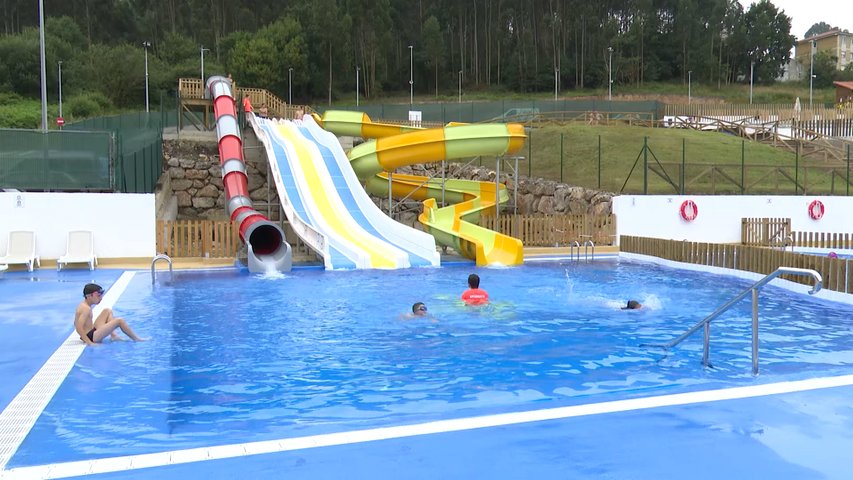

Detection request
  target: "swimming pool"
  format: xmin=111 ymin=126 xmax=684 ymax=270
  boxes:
xmin=8 ymin=258 xmax=853 ymax=470
xmin=795 ymin=247 xmax=853 ymax=260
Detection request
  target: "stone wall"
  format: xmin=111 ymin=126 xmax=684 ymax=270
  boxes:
xmin=161 ymin=140 xmax=614 ymax=222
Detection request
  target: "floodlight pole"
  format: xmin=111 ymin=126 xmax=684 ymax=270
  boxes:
xmin=688 ymin=70 xmax=692 ymax=105
xmin=458 ymin=70 xmax=462 ymax=103
xmin=607 ymin=46 xmax=613 ymax=101
xmin=143 ymin=41 xmax=151 ymax=112
xmin=408 ymin=45 xmax=414 ymax=107
xmin=356 ymin=66 xmax=360 ymax=107
xmin=58 ymin=61 xmax=63 ymax=119
xmin=288 ymin=67 xmax=293 ymax=104
xmin=809 ymin=40 xmax=815 ymax=108
xmin=554 ymin=68 xmax=559 ymax=101
xmin=38 ymin=0 xmax=48 ymax=132
xmin=200 ymin=46 xmax=210 ymax=82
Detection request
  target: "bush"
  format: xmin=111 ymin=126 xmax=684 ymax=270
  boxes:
xmin=65 ymin=92 xmax=113 ymax=119
xmin=0 ymin=99 xmax=42 ymax=128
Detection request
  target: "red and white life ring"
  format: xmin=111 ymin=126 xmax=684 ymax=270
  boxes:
xmin=680 ymin=200 xmax=698 ymax=221
xmin=808 ymin=200 xmax=825 ymax=220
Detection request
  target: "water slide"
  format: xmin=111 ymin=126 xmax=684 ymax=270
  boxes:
xmin=248 ymin=113 xmax=439 ymax=270
xmin=317 ymin=111 xmax=527 ymax=266
xmin=205 ymin=76 xmax=292 ymax=273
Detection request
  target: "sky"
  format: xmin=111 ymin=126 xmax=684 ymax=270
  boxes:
xmin=737 ymin=0 xmax=850 ymax=40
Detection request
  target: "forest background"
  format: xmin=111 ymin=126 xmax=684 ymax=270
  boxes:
xmin=1 ymin=0 xmax=852 ymax=128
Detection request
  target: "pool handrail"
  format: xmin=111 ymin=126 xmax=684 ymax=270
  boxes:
xmin=569 ymin=240 xmax=580 ymax=262
xmin=582 ymin=238 xmax=595 ymax=262
xmin=642 ymin=266 xmax=822 ymax=375
xmin=151 ymin=254 xmax=173 ymax=285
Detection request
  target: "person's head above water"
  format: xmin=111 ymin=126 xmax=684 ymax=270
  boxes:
xmin=622 ymin=300 xmax=642 ymax=310
xmin=412 ymin=302 xmax=428 ymax=316
xmin=467 ymin=273 xmax=480 ymax=289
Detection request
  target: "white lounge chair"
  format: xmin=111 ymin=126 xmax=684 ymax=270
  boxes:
xmin=0 ymin=231 xmax=40 ymax=272
xmin=57 ymin=230 xmax=97 ymax=271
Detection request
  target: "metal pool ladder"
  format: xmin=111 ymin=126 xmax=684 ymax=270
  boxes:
xmin=568 ymin=239 xmax=595 ymax=262
xmin=151 ymin=254 xmax=173 ymax=285
xmin=642 ymin=267 xmax=822 ymax=375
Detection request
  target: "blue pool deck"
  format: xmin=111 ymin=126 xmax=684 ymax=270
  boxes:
xmin=1 ymin=258 xmax=853 ymax=480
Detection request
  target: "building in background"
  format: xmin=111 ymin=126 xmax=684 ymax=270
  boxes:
xmin=793 ymin=29 xmax=853 ymax=81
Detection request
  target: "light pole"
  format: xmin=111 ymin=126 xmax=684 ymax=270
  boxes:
xmin=749 ymin=61 xmax=754 ymax=104
xmin=142 ymin=41 xmax=151 ymax=113
xmin=458 ymin=70 xmax=462 ymax=103
xmin=38 ymin=0 xmax=47 ymax=132
xmin=408 ymin=45 xmax=414 ymax=107
xmin=809 ymin=39 xmax=815 ymax=108
xmin=200 ymin=46 xmax=210 ymax=82
xmin=288 ymin=67 xmax=293 ymax=104
xmin=356 ymin=66 xmax=360 ymax=107
xmin=57 ymin=61 xmax=63 ymax=121
xmin=688 ymin=70 xmax=692 ymax=105
xmin=607 ymin=46 xmax=613 ymax=101
xmin=554 ymin=68 xmax=559 ymax=101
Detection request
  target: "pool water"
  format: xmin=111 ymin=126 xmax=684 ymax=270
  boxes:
xmin=11 ymin=260 xmax=853 ymax=466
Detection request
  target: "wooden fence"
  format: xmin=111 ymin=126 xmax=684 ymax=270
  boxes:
xmin=480 ymin=214 xmax=616 ymax=246
xmin=622 ymin=236 xmax=852 ymax=294
xmin=664 ymin=103 xmax=853 ymax=123
xmin=741 ymin=217 xmax=791 ymax=246
xmin=156 ymin=220 xmax=241 ymax=258
xmin=741 ymin=218 xmax=853 ymax=249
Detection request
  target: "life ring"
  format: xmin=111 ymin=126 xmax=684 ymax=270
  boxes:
xmin=680 ymin=200 xmax=698 ymax=221
xmin=808 ymin=200 xmax=824 ymax=220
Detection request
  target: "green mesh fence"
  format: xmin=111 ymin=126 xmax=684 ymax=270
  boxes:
xmin=316 ymin=99 xmax=661 ymax=124
xmin=0 ymin=128 xmax=114 ymax=191
xmin=0 ymin=111 xmax=165 ymax=193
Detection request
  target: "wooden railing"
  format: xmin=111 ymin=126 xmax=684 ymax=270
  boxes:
xmin=156 ymin=220 xmax=241 ymax=258
xmin=741 ymin=217 xmax=853 ymax=249
xmin=664 ymin=103 xmax=853 ymax=122
xmin=792 ymin=231 xmax=853 ymax=249
xmin=622 ymin=235 xmax=852 ymax=294
xmin=741 ymin=217 xmax=792 ymax=246
xmin=480 ymin=214 xmax=616 ymax=246
xmin=177 ymin=78 xmax=313 ymax=119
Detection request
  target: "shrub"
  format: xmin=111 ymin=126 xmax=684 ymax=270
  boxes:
xmin=65 ymin=92 xmax=113 ymax=119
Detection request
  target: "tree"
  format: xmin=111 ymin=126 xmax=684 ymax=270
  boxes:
xmin=422 ymin=15 xmax=444 ymax=97
xmin=811 ymin=50 xmax=837 ymax=88
xmin=804 ymin=22 xmax=833 ymax=39
xmin=741 ymin=0 xmax=794 ymax=82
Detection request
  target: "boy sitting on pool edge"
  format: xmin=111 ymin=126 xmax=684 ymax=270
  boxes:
xmin=74 ymin=283 xmax=146 ymax=345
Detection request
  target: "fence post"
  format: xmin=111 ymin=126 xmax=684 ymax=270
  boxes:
xmin=527 ymin=130 xmax=532 ymax=177
xmin=598 ymin=135 xmax=602 ymax=189
xmin=741 ymin=139 xmax=745 ymax=194
xmin=643 ymin=136 xmax=649 ymax=194
xmin=795 ymin=143 xmax=800 ymax=194
xmin=847 ymin=144 xmax=850 ymax=196
xmin=560 ymin=132 xmax=564 ymax=183
xmin=680 ymin=138 xmax=685 ymax=195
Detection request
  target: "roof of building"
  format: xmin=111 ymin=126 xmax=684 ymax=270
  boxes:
xmin=833 ymin=81 xmax=853 ymax=91
xmin=797 ymin=29 xmax=852 ymax=45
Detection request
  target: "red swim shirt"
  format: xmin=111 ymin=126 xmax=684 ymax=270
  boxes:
xmin=462 ymin=288 xmax=489 ymax=305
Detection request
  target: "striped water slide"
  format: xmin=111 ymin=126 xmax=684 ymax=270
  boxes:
xmin=257 ymin=117 xmax=409 ymax=269
xmin=252 ymin=117 xmax=355 ymax=269
xmin=295 ymin=116 xmax=439 ymax=267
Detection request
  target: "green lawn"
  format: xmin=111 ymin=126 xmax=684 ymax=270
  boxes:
xmin=465 ymin=123 xmax=852 ymax=195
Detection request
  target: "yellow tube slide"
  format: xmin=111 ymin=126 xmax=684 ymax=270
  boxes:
xmin=316 ymin=111 xmax=527 ymax=266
